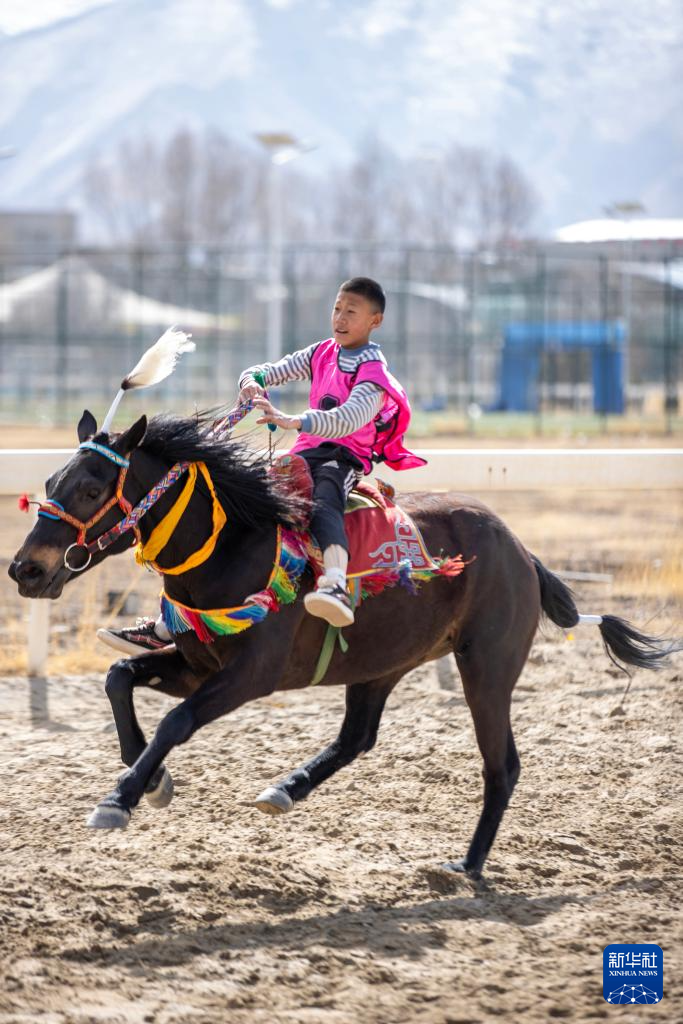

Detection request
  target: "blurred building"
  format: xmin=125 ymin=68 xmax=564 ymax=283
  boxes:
xmin=0 ymin=210 xmax=78 ymax=266
xmin=552 ymin=218 xmax=683 ymax=259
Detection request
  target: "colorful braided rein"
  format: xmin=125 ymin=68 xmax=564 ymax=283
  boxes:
xmin=22 ymin=440 xmax=193 ymax=572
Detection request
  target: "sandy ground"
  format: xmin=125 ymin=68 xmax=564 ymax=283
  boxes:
xmin=1 ymin=481 xmax=682 ymax=1023
xmin=0 ymin=625 xmax=681 ymax=1024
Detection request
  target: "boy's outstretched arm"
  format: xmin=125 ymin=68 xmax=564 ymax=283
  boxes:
xmin=254 ymin=382 xmax=384 ymax=435
xmin=238 ymin=343 xmax=320 ymax=402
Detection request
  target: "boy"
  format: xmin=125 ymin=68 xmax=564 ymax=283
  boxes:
xmin=98 ymin=277 xmax=424 ymax=655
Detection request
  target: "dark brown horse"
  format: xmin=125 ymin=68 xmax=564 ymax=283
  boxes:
xmin=8 ymin=410 xmax=672 ymax=877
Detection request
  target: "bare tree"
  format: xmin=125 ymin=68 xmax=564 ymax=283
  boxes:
xmin=82 ymin=158 xmax=118 ymax=240
xmin=82 ymin=128 xmax=539 ymax=252
xmin=197 ymin=132 xmax=255 ymax=246
xmin=327 ymin=135 xmax=405 ymax=244
xmin=461 ymin=147 xmax=538 ymax=249
xmin=491 ymin=155 xmax=538 ymax=246
xmin=324 ymin=138 xmax=537 ymax=251
xmin=118 ymin=137 xmax=162 ymax=243
xmin=83 ymin=136 xmax=161 ymax=244
xmin=407 ymin=147 xmax=470 ymax=248
xmin=83 ymin=129 xmax=259 ymax=248
xmin=159 ymin=129 xmax=197 ymax=250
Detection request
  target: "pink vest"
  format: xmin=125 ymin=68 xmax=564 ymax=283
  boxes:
xmin=290 ymin=339 xmax=427 ymax=473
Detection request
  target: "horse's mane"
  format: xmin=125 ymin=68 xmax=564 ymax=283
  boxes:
xmin=123 ymin=412 xmax=307 ymax=531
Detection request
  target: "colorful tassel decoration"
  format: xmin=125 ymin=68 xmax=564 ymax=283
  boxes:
xmin=160 ymin=526 xmax=310 ymax=643
xmin=350 ymin=552 xmax=473 ymax=605
xmin=398 ymin=558 xmax=419 ymax=595
xmin=158 ymin=517 xmax=470 ymax=646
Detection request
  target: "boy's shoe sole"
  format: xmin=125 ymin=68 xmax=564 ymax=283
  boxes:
xmin=303 ymin=591 xmax=355 ymax=628
xmin=96 ymin=628 xmax=176 ymax=657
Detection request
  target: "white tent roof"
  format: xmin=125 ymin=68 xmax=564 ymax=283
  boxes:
xmin=555 ymin=218 xmax=683 ymax=244
xmin=0 ymin=258 xmax=237 ymax=328
xmin=619 ymin=260 xmax=683 ymax=290
xmin=404 ymin=281 xmax=468 ymax=310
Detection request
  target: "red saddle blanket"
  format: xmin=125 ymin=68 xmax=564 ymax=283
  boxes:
xmin=270 ymin=454 xmax=469 ymax=604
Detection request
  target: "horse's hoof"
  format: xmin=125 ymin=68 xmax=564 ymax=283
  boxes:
xmin=86 ymin=803 xmax=130 ymax=830
xmin=254 ymin=786 xmax=294 ymax=815
xmin=145 ymin=765 xmax=174 ymax=809
xmin=441 ymin=859 xmax=481 ymax=879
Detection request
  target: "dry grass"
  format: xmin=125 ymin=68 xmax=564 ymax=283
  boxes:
xmin=615 ymin=540 xmax=683 ymax=600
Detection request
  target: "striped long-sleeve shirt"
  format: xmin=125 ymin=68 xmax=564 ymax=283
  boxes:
xmin=240 ymin=342 xmax=385 ymax=439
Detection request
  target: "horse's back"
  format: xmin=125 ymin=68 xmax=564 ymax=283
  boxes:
xmin=400 ymin=489 xmax=541 ymax=638
xmin=400 ymin=489 xmax=529 ymax=554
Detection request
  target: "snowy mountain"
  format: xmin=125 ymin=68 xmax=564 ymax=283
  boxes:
xmin=0 ymin=0 xmax=681 ymax=234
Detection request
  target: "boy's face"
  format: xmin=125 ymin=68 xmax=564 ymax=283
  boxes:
xmin=331 ymin=290 xmax=383 ymax=349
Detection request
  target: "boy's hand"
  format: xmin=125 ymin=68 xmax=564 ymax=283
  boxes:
xmin=239 ymin=381 xmax=265 ymax=404
xmin=253 ymin=397 xmax=302 ymax=431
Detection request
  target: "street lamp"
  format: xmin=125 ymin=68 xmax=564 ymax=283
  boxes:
xmin=603 ymin=201 xmax=646 ymax=221
xmin=604 ymin=200 xmax=646 ymax=399
xmin=255 ymin=132 xmax=314 ymax=364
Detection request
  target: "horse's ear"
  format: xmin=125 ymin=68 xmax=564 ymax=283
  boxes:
xmin=115 ymin=415 xmax=147 ymax=456
xmin=77 ymin=410 xmax=97 ymax=442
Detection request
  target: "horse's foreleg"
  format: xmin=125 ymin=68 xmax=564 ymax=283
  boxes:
xmin=92 ymin=652 xmax=194 ymax=827
xmin=105 ymin=655 xmax=158 ymax=766
xmin=254 ymin=675 xmax=401 ymax=815
xmin=87 ymin=642 xmax=283 ymax=830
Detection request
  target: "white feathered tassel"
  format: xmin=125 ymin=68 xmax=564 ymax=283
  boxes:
xmin=121 ymin=326 xmax=195 ymax=391
xmin=101 ymin=327 xmax=195 ymax=433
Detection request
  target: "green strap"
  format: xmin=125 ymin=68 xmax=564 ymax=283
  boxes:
xmin=310 ymin=624 xmax=349 ymax=686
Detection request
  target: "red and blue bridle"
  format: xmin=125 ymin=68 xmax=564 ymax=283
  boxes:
xmin=34 ymin=440 xmax=190 ymax=572
xmin=25 ymin=398 xmax=256 ymax=572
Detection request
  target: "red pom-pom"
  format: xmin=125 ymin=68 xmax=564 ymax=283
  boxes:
xmin=18 ymin=493 xmax=31 ymax=512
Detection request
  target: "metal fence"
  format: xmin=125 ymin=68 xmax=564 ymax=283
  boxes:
xmin=0 ymin=244 xmax=681 ymax=430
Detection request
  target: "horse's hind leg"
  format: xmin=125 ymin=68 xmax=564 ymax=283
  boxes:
xmin=448 ymin=646 xmax=527 ymax=878
xmin=254 ymin=675 xmax=401 ymax=815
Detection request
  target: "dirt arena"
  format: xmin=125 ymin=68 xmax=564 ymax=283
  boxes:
xmin=1 ymin=486 xmax=681 ymax=1023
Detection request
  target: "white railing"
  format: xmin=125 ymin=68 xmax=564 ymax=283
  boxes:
xmin=2 ymin=447 xmax=682 ymax=495
xmin=3 ymin=448 xmax=682 ymax=675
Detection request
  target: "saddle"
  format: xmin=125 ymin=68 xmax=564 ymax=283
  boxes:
xmin=270 ymin=454 xmax=452 ymax=597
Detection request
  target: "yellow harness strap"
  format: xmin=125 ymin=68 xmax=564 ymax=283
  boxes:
xmin=135 ymin=462 xmax=227 ymax=575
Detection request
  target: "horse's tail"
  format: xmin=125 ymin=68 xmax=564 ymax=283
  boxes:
xmin=530 ymin=554 xmax=678 ymax=672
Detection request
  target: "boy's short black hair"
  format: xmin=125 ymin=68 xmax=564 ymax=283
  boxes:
xmin=340 ymin=277 xmax=386 ymax=314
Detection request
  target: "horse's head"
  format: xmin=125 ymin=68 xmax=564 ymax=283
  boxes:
xmin=9 ymin=410 xmax=147 ymax=599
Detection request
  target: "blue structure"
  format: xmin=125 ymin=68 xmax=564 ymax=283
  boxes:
xmin=499 ymin=321 xmax=626 ymax=414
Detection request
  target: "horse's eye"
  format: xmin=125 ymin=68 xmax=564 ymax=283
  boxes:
xmin=87 ymin=488 xmax=102 ymax=500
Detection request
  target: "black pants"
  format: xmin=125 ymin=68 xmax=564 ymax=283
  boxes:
xmin=298 ymin=444 xmax=364 ymax=553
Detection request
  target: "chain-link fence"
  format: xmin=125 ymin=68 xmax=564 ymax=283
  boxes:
xmin=0 ymin=244 xmax=681 ymax=432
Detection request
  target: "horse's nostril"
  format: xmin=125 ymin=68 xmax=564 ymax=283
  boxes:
xmin=15 ymin=561 xmax=45 ymax=583
xmin=8 ymin=561 xmax=17 ymax=582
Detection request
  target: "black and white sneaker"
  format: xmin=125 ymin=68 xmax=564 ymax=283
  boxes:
xmin=304 ymin=581 xmax=355 ymax=628
xmin=96 ymin=618 xmax=176 ymax=657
